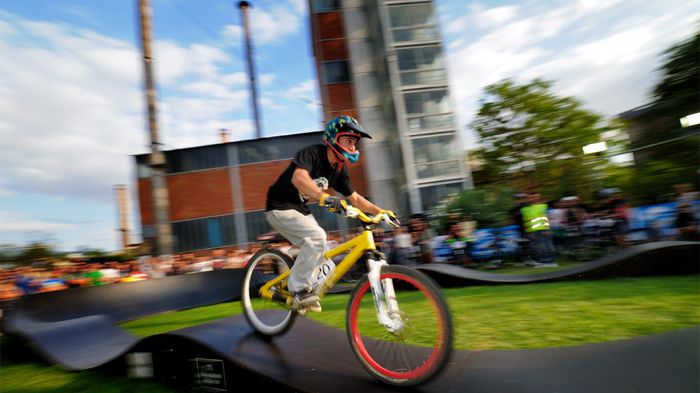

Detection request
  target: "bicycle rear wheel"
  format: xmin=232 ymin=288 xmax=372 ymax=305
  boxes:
xmin=346 ymin=265 xmax=452 ymax=386
xmin=241 ymin=248 xmax=297 ymax=336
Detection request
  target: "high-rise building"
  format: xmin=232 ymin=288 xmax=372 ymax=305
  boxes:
xmin=309 ymin=0 xmax=472 ymax=216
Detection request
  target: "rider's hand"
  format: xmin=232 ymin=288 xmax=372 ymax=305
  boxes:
xmin=378 ymin=210 xmax=400 ymax=227
xmin=319 ymin=193 xmax=344 ymax=213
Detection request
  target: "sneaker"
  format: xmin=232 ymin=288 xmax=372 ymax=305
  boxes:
xmin=292 ymin=290 xmax=322 ymax=314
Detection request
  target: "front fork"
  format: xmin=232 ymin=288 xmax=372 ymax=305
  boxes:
xmin=366 ymin=257 xmax=403 ymax=333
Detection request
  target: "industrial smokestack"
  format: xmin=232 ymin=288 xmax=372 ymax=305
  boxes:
xmin=114 ymin=184 xmax=131 ymax=251
xmin=139 ymin=0 xmax=173 ymax=256
xmin=238 ymin=1 xmax=262 ymax=139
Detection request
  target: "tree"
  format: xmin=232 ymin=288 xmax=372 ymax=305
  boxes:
xmin=471 ymin=79 xmax=626 ymax=201
xmin=652 ymin=31 xmax=699 ymax=119
xmin=14 ymin=242 xmax=56 ymax=265
xmin=433 ymin=185 xmax=515 ymax=230
xmin=623 ymin=30 xmax=700 ymax=202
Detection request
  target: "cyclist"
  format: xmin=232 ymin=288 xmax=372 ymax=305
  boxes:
xmin=265 ymin=115 xmax=397 ymax=313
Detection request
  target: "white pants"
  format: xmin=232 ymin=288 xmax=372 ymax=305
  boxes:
xmin=266 ymin=209 xmax=327 ymax=293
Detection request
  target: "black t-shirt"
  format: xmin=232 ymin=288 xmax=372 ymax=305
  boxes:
xmin=266 ymin=144 xmax=354 ymax=215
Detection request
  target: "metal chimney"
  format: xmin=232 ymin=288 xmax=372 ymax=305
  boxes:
xmin=238 ymin=1 xmax=262 ymax=139
xmin=114 ymin=184 xmax=131 ymax=251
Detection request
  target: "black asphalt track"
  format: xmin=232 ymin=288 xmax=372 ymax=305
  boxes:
xmin=3 ymin=269 xmax=244 ymax=369
xmin=416 ymin=241 xmax=699 ymax=287
xmin=3 ymin=241 xmax=699 ymax=391
xmin=152 ymin=313 xmax=699 ymax=393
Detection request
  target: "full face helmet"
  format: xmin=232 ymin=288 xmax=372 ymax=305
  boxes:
xmin=322 ymin=115 xmax=372 ymax=164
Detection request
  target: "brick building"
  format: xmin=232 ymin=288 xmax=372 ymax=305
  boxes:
xmin=135 ymin=132 xmax=368 ymax=253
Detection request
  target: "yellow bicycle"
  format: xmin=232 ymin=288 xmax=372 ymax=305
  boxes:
xmin=241 ymin=202 xmax=453 ymax=386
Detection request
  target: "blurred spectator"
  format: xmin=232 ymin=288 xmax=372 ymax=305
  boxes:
xmin=408 ymin=214 xmax=436 ymax=263
xmin=560 ymin=196 xmax=588 ymax=250
xmin=509 ymin=192 xmax=536 ymax=265
xmin=521 ymin=192 xmax=557 ymax=267
xmin=392 ymin=226 xmax=414 ymax=266
xmin=674 ymin=183 xmax=699 ymax=206
xmin=444 ymin=222 xmax=470 ymax=266
xmin=548 ymin=199 xmax=566 ymax=250
xmin=601 ymin=188 xmax=632 ymax=249
xmin=676 ymin=202 xmax=699 ymax=241
xmin=459 ymin=214 xmax=477 ymax=266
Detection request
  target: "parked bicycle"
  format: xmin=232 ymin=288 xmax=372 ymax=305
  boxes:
xmin=241 ymin=201 xmax=453 ymax=386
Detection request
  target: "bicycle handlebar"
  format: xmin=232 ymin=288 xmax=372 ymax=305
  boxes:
xmin=337 ymin=200 xmax=400 ymax=228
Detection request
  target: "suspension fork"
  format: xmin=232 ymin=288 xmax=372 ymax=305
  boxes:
xmin=366 ymin=253 xmax=402 ymax=333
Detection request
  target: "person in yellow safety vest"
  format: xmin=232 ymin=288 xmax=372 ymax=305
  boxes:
xmin=520 ymin=192 xmax=558 ymax=267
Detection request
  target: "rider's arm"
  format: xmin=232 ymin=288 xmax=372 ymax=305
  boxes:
xmin=291 ymin=167 xmax=325 ymax=202
xmin=347 ymin=191 xmax=382 ymax=215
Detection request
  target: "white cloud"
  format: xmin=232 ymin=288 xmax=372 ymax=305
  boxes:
xmin=260 ymin=73 xmax=276 ymax=85
xmin=0 ymin=13 xmax=266 ymax=204
xmin=441 ymin=0 xmax=698 ymax=150
xmin=156 ymin=41 xmax=231 ymax=84
xmin=0 ymin=211 xmax=77 ymax=232
xmin=470 ymin=4 xmax=519 ymax=30
xmin=221 ymin=24 xmax=242 ymax=45
xmin=285 ymin=79 xmax=316 ymax=100
xmin=220 ymin=2 xmax=303 ymax=46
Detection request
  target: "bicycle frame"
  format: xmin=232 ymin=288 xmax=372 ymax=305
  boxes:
xmin=259 ymin=228 xmax=375 ymax=301
xmin=258 ymin=226 xmax=402 ymax=329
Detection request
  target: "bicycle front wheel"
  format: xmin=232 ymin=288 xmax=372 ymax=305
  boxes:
xmin=241 ymin=248 xmax=297 ymax=336
xmin=346 ymin=265 xmax=452 ymax=386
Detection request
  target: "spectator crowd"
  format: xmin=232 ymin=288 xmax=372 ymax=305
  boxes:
xmin=1 ymin=184 xmax=697 ymax=302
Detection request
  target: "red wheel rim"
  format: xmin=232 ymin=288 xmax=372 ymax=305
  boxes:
xmin=348 ymin=273 xmax=447 ymax=380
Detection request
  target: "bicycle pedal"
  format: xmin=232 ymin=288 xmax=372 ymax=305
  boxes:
xmin=295 ymin=307 xmax=308 ymax=316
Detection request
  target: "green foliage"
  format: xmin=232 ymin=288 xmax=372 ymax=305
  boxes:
xmin=626 ymin=30 xmax=700 ymax=201
xmin=626 ymin=159 xmax=697 ymax=204
xmin=652 ymin=31 xmax=699 ymax=117
xmin=471 ymin=78 xmax=627 ymax=200
xmin=9 ymin=242 xmax=57 ymax=265
xmin=432 ymin=185 xmax=515 ymax=230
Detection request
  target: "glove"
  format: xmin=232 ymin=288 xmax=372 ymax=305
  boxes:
xmin=379 ymin=210 xmax=400 ymax=227
xmin=319 ymin=193 xmax=344 ymax=213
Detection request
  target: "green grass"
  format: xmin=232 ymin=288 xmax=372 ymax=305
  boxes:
xmin=120 ymin=275 xmax=700 ymax=350
xmin=0 ymin=355 xmax=175 ymax=393
xmin=2 ymin=275 xmax=699 ymax=392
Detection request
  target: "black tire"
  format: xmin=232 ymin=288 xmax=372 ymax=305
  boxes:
xmin=241 ymin=248 xmax=297 ymax=336
xmin=346 ymin=265 xmax=452 ymax=386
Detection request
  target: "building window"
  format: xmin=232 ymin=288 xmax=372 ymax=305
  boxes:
xmin=322 ymin=60 xmax=351 ymax=84
xmin=404 ymin=89 xmax=450 ymax=115
xmin=312 ymin=0 xmax=340 ymax=13
xmin=397 ymin=45 xmax=446 ymax=86
xmin=237 ymin=133 xmax=321 ymax=164
xmin=245 ymin=210 xmax=273 ymax=242
xmin=207 ymin=218 xmax=223 ymax=248
xmin=168 ymin=145 xmax=227 ymax=174
xmin=388 ymin=3 xmax=438 ymax=43
xmin=419 ymin=182 xmax=464 ymax=212
xmin=411 ymin=133 xmax=462 ymax=179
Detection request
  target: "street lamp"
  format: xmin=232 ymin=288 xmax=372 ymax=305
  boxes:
xmin=582 ymin=142 xmax=608 ymax=191
xmin=680 ymin=112 xmax=700 ymax=128
xmin=582 ymin=141 xmax=607 ymax=155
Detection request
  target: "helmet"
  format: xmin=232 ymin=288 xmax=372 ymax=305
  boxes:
xmin=322 ymin=115 xmax=372 ymax=164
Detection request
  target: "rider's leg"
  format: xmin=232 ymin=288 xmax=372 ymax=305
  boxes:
xmin=266 ymin=209 xmax=327 ymax=293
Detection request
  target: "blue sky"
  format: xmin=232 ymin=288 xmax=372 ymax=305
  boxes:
xmin=0 ymin=0 xmax=697 ymax=252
